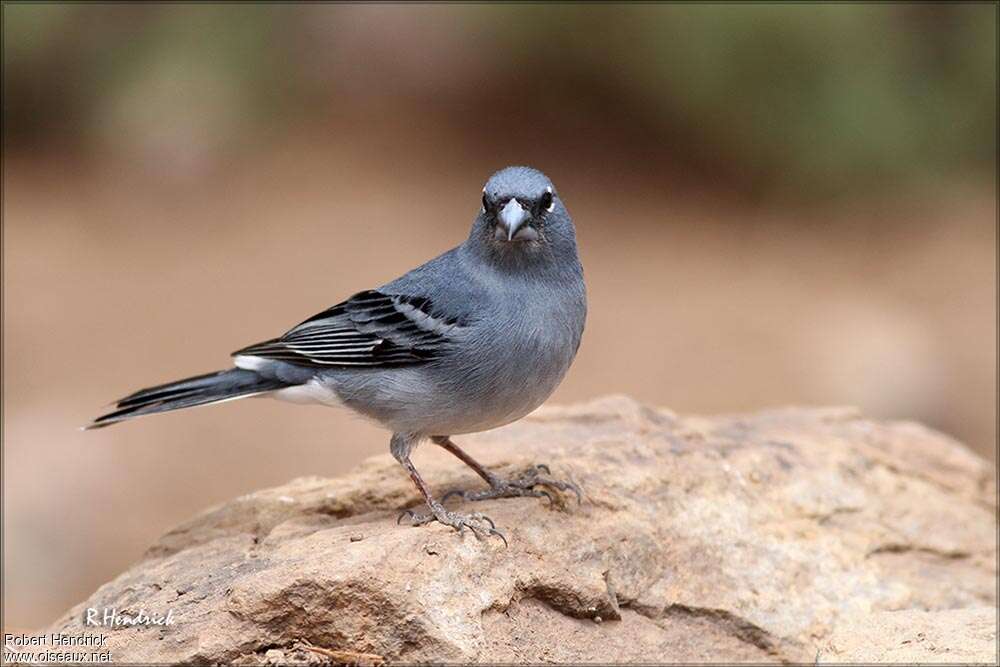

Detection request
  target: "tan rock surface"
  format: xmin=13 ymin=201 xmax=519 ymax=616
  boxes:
xmin=818 ymin=607 xmax=997 ymax=664
xmin=47 ymin=396 xmax=996 ymax=664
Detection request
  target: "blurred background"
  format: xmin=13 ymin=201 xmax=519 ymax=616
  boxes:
xmin=3 ymin=3 xmax=995 ymax=630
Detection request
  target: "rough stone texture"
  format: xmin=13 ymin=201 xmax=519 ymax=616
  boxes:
xmin=48 ymin=396 xmax=996 ymax=664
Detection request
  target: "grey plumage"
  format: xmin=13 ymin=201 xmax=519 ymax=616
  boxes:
xmin=90 ymin=166 xmax=586 ymax=540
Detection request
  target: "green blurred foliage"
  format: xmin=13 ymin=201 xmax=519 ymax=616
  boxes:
xmin=3 ymin=3 xmax=995 ymax=198
xmin=502 ymin=4 xmax=995 ymax=194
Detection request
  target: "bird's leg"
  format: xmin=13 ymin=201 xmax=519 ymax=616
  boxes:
xmin=391 ymin=433 xmax=506 ymax=544
xmin=432 ymin=436 xmax=582 ymax=509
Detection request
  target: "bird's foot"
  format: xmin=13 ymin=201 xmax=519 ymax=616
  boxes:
xmin=442 ymin=464 xmax=582 ymax=510
xmin=397 ymin=501 xmax=507 ymax=546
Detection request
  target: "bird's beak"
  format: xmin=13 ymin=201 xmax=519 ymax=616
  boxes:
xmin=499 ymin=198 xmax=529 ymax=241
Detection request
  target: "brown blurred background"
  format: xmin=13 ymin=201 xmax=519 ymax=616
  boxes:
xmin=3 ymin=4 xmax=996 ymax=630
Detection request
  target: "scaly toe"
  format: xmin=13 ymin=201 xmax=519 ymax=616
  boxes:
xmin=445 ymin=510 xmax=506 ymax=545
xmin=457 ymin=512 xmax=506 ymax=546
xmin=397 ymin=508 xmax=435 ymax=526
xmin=463 ymin=511 xmax=496 ymax=529
xmin=502 ymin=467 xmax=583 ymax=507
xmin=436 ymin=465 xmax=582 ymax=509
xmin=401 ymin=504 xmax=506 ymax=545
xmin=532 ymin=476 xmax=583 ymax=505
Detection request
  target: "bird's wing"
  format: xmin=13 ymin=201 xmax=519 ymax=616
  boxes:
xmin=231 ymin=290 xmax=466 ymax=368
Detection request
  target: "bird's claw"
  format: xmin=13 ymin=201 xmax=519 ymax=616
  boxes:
xmin=398 ymin=503 xmax=507 ymax=546
xmin=442 ymin=464 xmax=582 ymax=509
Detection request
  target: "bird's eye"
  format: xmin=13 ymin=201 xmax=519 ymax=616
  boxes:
xmin=539 ymin=190 xmax=554 ymax=212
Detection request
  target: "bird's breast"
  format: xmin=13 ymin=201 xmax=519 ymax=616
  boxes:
xmin=438 ymin=291 xmax=583 ymax=433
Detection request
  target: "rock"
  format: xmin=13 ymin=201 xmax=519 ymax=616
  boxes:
xmin=47 ymin=396 xmax=996 ymax=664
xmin=818 ymin=607 xmax=997 ymax=664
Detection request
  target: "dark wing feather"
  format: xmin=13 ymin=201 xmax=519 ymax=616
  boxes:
xmin=232 ymin=290 xmax=464 ymax=368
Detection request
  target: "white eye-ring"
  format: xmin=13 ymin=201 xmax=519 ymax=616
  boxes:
xmin=541 ymin=186 xmax=555 ymax=212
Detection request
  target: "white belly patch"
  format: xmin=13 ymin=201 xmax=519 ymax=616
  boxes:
xmin=271 ymin=380 xmax=342 ymax=406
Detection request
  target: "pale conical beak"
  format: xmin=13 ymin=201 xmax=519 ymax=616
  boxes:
xmin=499 ymin=198 xmax=529 ymax=241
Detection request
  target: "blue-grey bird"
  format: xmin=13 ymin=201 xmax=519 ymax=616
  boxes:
xmin=88 ymin=166 xmax=586 ymax=541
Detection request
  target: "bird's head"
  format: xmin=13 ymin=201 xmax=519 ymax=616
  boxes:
xmin=470 ymin=166 xmax=578 ymax=268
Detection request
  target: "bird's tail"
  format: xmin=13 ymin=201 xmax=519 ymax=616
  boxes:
xmin=86 ymin=368 xmax=288 ymax=429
